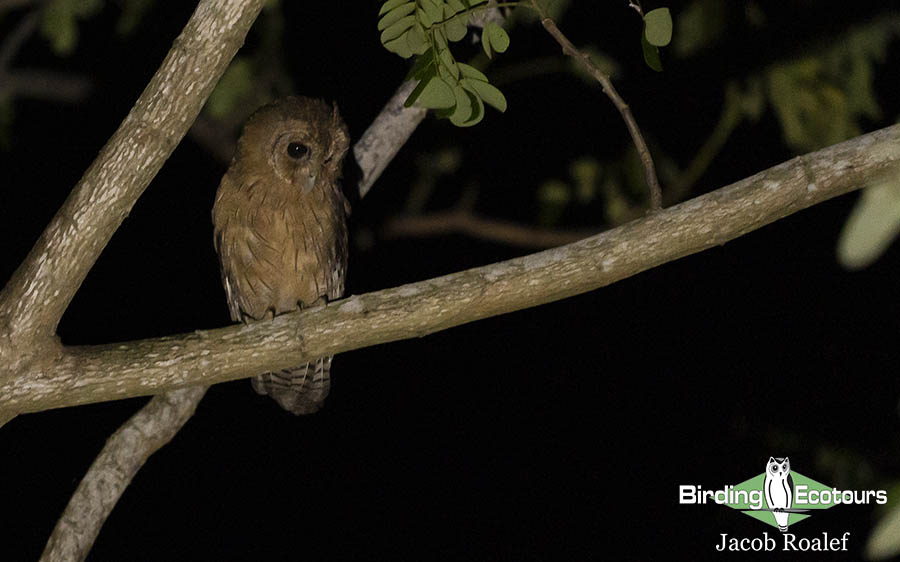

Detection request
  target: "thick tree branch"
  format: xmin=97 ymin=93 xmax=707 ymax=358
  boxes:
xmin=39 ymin=387 xmax=207 ymax=562
xmin=38 ymin=71 xmax=434 ymax=562
xmin=7 ymin=2 xmax=263 ymax=559
xmin=4 ymin=123 xmax=898 ymax=415
xmin=0 ymin=0 xmax=264 ymax=346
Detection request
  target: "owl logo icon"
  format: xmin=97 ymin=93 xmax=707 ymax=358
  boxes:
xmin=764 ymin=456 xmax=794 ymax=532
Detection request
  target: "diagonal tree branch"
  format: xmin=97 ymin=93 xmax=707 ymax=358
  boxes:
xmin=39 ymin=386 xmax=207 ymax=562
xmin=8 ymin=2 xmax=262 ymax=559
xmin=0 ymin=0 xmax=265 ymax=346
xmin=354 ymin=79 xmax=427 ymax=198
xmin=4 ymin=122 xmax=898 ymax=416
xmin=37 ymin=74 xmax=433 ymax=561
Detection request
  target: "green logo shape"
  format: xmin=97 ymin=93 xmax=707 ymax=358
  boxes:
xmin=726 ymin=471 xmax=837 ymax=529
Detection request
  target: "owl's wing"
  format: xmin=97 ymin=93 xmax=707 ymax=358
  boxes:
xmin=213 ymin=227 xmax=244 ymax=323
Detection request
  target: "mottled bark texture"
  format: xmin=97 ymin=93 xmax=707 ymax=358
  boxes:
xmin=39 ymin=387 xmax=207 ymax=562
xmin=354 ymin=79 xmax=427 ymax=198
xmin=3 ymin=123 xmax=898 ymax=417
xmin=0 ymin=1 xmax=264 ymax=560
xmin=0 ymin=0 xmax=264 ymax=345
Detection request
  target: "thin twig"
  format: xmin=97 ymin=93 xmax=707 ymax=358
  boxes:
xmin=0 ymin=70 xmax=92 ymax=102
xmin=531 ymin=2 xmax=662 ymax=210
xmin=0 ymin=10 xmax=38 ymax=70
xmin=383 ymin=209 xmax=597 ymax=248
xmin=626 ymin=0 xmax=643 ymax=17
xmin=666 ymin=82 xmax=745 ymax=204
xmin=0 ymin=0 xmax=43 ymax=13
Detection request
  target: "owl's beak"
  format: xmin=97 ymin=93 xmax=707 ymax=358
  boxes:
xmin=304 ymin=157 xmax=324 ymax=192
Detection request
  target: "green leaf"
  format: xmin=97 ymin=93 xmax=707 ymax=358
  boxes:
xmin=485 ymin=22 xmax=509 ymax=53
xmin=457 ymin=90 xmax=485 ymax=127
xmin=405 ymin=53 xmax=435 ymax=82
xmin=644 ymin=7 xmax=673 ymax=47
xmin=641 ymin=34 xmax=663 ymax=71
xmin=538 ymin=179 xmax=572 ymax=226
xmin=433 ymin=26 xmax=448 ymax=49
xmin=837 ymin=173 xmax=900 ymax=270
xmin=481 ymin=26 xmax=493 ymax=58
xmin=458 ymin=62 xmax=488 ymax=81
xmin=380 ymin=14 xmax=416 ymax=43
xmin=460 ymin=78 xmax=507 ymax=112
xmin=414 ymin=75 xmax=456 ymax=109
xmin=384 ymin=35 xmax=415 ymax=58
xmin=377 ymin=2 xmax=415 ymax=30
xmin=447 ymin=0 xmax=467 ymax=12
xmin=449 ymin=85 xmax=474 ymax=125
xmin=406 ymin=23 xmax=429 ymax=55
xmin=379 ymin=0 xmax=410 ymax=16
xmin=40 ymin=0 xmax=102 ymax=56
xmin=439 ymin=47 xmax=460 ymax=80
xmin=444 ymin=7 xmax=468 ymax=42
xmin=418 ymin=0 xmax=443 ymax=26
xmin=206 ymin=57 xmax=254 ymax=119
xmin=673 ymin=0 xmax=725 ymax=58
xmin=866 ymin=483 xmax=900 ymax=559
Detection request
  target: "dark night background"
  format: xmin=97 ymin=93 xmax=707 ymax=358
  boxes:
xmin=2 ymin=1 xmax=900 ymax=560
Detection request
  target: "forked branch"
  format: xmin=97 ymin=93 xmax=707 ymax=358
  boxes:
xmin=3 ymin=122 xmax=898 ymax=417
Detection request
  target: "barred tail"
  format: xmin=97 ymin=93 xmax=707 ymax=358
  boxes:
xmin=251 ymin=356 xmax=332 ymax=415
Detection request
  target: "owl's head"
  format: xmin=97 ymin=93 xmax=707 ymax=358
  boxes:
xmin=236 ymin=96 xmax=350 ymax=192
xmin=766 ymin=456 xmax=790 ymax=476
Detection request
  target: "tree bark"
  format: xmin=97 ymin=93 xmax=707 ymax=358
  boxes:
xmin=4 ymin=122 xmax=898 ymax=416
xmin=39 ymin=387 xmax=207 ymax=562
xmin=0 ymin=0 xmax=264 ymax=349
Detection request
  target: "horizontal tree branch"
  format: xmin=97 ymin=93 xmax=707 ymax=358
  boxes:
xmin=4 ymin=122 xmax=898 ymax=415
xmin=38 ymin=72 xmax=433 ymax=562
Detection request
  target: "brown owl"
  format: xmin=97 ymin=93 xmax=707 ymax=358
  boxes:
xmin=212 ymin=96 xmax=351 ymax=415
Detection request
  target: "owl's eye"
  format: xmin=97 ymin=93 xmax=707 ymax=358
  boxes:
xmin=286 ymin=142 xmax=309 ymax=159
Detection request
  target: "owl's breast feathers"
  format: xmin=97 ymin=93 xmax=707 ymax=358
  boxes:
xmin=212 ymin=169 xmax=348 ymax=322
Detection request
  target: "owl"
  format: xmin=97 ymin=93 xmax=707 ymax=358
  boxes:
xmin=212 ymin=96 xmax=351 ymax=415
xmin=764 ymin=456 xmax=793 ymax=532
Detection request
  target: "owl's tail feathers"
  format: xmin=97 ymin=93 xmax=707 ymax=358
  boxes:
xmin=251 ymin=356 xmax=332 ymax=415
xmin=778 ymin=525 xmax=789 ymax=533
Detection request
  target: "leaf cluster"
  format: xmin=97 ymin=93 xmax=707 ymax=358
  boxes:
xmin=378 ymin=0 xmax=509 ymax=126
